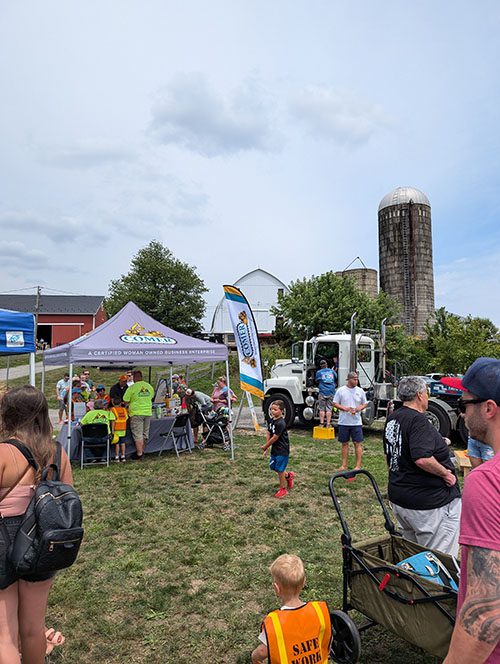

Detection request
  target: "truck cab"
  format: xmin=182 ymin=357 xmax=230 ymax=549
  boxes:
xmin=264 ymin=332 xmax=377 ymax=427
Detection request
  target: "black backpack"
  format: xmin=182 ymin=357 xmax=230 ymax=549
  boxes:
xmin=0 ymin=440 xmax=84 ymax=575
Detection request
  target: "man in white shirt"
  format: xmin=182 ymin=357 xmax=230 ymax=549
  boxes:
xmin=333 ymin=371 xmax=367 ymax=471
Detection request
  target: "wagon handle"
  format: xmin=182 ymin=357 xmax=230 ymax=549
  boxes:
xmin=329 ymin=469 xmax=398 ymax=544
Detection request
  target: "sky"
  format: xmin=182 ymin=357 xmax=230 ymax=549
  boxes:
xmin=1 ymin=0 xmax=500 ymax=327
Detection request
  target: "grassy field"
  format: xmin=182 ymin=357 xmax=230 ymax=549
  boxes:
xmin=46 ymin=430 xmax=441 ymax=664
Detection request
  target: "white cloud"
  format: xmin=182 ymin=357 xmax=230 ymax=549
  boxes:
xmin=0 ymin=211 xmax=108 ymax=243
xmin=149 ymin=73 xmax=281 ymax=157
xmin=0 ymin=241 xmax=51 ymax=269
xmin=289 ymin=86 xmax=393 ymax=145
xmin=39 ymin=139 xmax=137 ymax=169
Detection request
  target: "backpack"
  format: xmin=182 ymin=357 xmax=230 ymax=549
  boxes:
xmin=0 ymin=440 xmax=84 ymax=575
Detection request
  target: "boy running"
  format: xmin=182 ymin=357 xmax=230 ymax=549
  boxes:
xmin=262 ymin=401 xmax=295 ymax=498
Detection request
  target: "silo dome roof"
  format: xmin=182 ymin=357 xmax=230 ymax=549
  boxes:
xmin=378 ymin=186 xmax=430 ymax=211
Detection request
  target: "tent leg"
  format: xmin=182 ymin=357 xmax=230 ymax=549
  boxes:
xmin=5 ymin=357 xmax=9 ymax=387
xmin=225 ymin=359 xmax=235 ymax=461
xmin=41 ymin=356 xmax=46 ymax=393
xmin=67 ymin=364 xmax=73 ymax=459
xmin=169 ymin=365 xmax=173 ymax=397
xmin=29 ymin=353 xmax=36 ymax=387
xmin=148 ymin=366 xmax=152 ymax=385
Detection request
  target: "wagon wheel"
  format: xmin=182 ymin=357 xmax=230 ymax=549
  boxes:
xmin=330 ymin=610 xmax=361 ymax=664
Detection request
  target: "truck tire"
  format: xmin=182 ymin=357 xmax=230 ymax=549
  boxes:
xmin=426 ymin=400 xmax=452 ymax=438
xmin=263 ymin=393 xmax=296 ymax=428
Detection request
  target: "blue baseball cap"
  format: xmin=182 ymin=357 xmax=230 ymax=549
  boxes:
xmin=442 ymin=357 xmax=500 ymax=403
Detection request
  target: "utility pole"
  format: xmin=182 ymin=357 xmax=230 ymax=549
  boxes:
xmin=34 ymin=285 xmax=41 ymax=344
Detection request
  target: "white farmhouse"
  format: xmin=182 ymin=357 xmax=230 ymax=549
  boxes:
xmin=210 ymin=268 xmax=289 ymax=344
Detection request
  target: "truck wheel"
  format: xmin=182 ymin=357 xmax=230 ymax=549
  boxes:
xmin=426 ymin=401 xmax=451 ymax=438
xmin=263 ymin=393 xmax=296 ymax=428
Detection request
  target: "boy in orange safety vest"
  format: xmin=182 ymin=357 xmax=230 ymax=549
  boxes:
xmin=251 ymin=554 xmax=332 ymax=664
xmin=110 ymin=396 xmax=128 ymax=462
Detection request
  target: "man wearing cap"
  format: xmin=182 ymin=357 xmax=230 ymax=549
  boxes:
xmin=333 ymin=371 xmax=367 ymax=470
xmin=383 ymin=376 xmax=460 ymax=556
xmin=315 ymin=359 xmax=337 ymax=428
xmin=110 ymin=375 xmax=128 ymax=405
xmin=442 ymin=358 xmax=500 ymax=663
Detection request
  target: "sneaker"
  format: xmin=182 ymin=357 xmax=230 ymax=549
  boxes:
xmin=114 ymin=456 xmax=120 ymax=463
xmin=286 ymin=471 xmax=295 ymax=490
xmin=120 ymin=456 xmax=126 ymax=463
xmin=274 ymin=487 xmax=288 ymax=499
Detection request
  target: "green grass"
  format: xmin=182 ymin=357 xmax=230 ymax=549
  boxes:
xmin=47 ymin=432 xmax=440 ymax=664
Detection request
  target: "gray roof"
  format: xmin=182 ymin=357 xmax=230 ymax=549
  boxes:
xmin=0 ymin=295 xmax=104 ymax=315
xmin=378 ymin=186 xmax=430 ymax=211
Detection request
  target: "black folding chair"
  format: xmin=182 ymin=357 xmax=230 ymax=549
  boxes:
xmin=158 ymin=413 xmax=192 ymax=458
xmin=80 ymin=423 xmax=112 ymax=469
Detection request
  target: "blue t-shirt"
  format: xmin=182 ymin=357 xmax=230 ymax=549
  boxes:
xmin=315 ymin=368 xmax=337 ymax=396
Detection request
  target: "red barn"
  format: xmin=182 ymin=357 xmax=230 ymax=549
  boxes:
xmin=0 ymin=295 xmax=106 ymax=347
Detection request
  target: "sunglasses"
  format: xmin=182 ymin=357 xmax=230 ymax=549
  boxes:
xmin=457 ymin=397 xmax=487 ymax=413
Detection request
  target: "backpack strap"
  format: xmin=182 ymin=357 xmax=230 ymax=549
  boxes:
xmin=2 ymin=439 xmax=38 ymax=470
xmin=0 ymin=441 xmax=35 ymax=545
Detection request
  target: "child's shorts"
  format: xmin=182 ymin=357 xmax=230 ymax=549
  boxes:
xmin=270 ymin=455 xmax=289 ymax=473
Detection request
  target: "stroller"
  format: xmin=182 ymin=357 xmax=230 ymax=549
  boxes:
xmin=198 ymin=405 xmax=231 ymax=451
xmin=329 ymin=469 xmax=458 ymax=659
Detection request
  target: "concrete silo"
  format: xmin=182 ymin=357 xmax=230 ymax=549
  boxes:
xmin=378 ymin=186 xmax=435 ymax=336
xmin=335 ymin=268 xmax=378 ymax=299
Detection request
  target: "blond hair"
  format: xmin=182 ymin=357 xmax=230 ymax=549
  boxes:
xmin=270 ymin=554 xmax=305 ymax=594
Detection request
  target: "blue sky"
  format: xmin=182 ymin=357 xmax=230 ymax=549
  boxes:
xmin=1 ymin=0 xmax=499 ymax=326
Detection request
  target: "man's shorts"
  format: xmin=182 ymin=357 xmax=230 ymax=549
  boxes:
xmin=337 ymin=425 xmax=364 ymax=443
xmin=270 ymin=455 xmax=289 ymax=473
xmin=467 ymin=437 xmax=495 ymax=461
xmin=129 ymin=415 xmax=151 ymax=443
xmin=318 ymin=393 xmax=334 ymax=412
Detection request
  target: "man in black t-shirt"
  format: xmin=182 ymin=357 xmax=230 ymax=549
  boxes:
xmin=383 ymin=376 xmax=461 ymax=556
xmin=109 ymin=375 xmax=128 ymax=405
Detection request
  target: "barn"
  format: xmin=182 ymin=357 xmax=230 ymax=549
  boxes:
xmin=0 ymin=295 xmax=106 ymax=348
xmin=209 ymin=268 xmax=289 ymax=345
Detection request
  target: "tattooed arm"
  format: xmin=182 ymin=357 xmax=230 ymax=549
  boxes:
xmin=444 ymin=546 xmax=500 ymax=663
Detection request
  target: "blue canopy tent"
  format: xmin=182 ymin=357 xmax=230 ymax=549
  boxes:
xmin=0 ymin=308 xmax=36 ymax=385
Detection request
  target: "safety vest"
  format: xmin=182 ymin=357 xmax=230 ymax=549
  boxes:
xmin=111 ymin=406 xmax=128 ymax=432
xmin=263 ymin=601 xmax=332 ymax=664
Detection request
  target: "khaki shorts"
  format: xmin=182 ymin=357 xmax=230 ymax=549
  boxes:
xmin=129 ymin=415 xmax=151 ymax=443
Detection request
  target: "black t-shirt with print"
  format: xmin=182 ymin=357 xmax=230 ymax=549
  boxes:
xmin=383 ymin=406 xmax=460 ymax=510
xmin=268 ymin=417 xmax=290 ymax=456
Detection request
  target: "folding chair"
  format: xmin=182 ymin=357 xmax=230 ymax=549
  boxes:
xmin=158 ymin=413 xmax=192 ymax=458
xmin=80 ymin=423 xmax=112 ymax=469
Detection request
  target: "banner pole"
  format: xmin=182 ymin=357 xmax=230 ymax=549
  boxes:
xmin=233 ymin=395 xmax=245 ymax=429
xmin=225 ymin=358 xmax=235 ymax=461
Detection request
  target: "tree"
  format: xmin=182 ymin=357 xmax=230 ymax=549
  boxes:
xmin=272 ymin=272 xmax=400 ymax=342
xmin=423 ymin=307 xmax=500 ymax=373
xmin=105 ymin=241 xmax=207 ymax=335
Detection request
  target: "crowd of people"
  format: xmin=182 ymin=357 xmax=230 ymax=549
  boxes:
xmin=0 ymin=356 xmax=499 ymax=662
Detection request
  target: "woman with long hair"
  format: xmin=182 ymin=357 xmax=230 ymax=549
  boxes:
xmin=0 ymin=385 xmax=73 ymax=664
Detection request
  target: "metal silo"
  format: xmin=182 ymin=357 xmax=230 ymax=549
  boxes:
xmin=378 ymin=186 xmax=435 ymax=336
